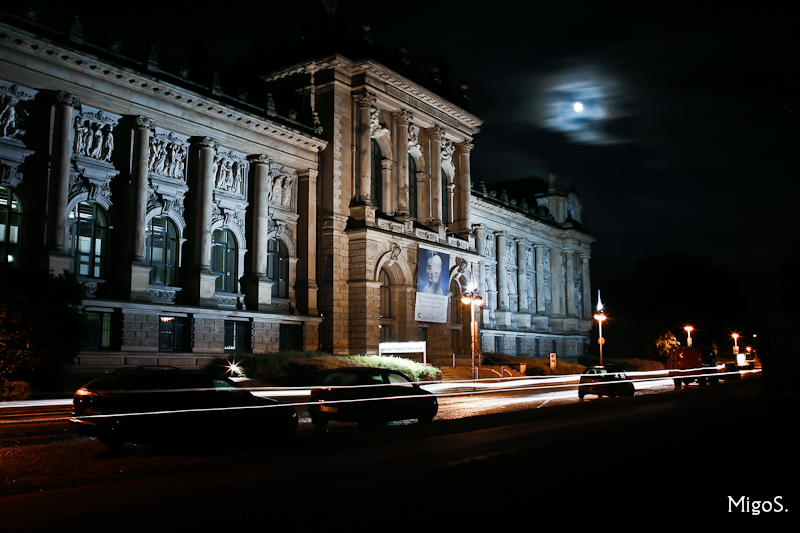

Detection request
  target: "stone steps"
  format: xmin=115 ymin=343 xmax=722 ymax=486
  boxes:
xmin=438 ymin=365 xmax=526 ymax=381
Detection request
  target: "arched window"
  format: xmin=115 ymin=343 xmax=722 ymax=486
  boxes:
xmin=379 ymin=269 xmax=392 ymax=319
xmin=450 ymin=279 xmax=463 ymax=325
xmin=146 ymin=216 xmax=178 ymax=286
xmin=371 ymin=139 xmax=382 ymax=210
xmin=212 ymin=228 xmax=237 ymax=293
xmin=441 ymin=167 xmax=449 ymax=224
xmin=267 ymin=238 xmax=288 ymax=298
xmin=408 ymin=154 xmax=417 ymax=218
xmin=379 ymin=268 xmax=394 ymax=343
xmin=68 ymin=201 xmax=108 ymax=278
xmin=0 ymin=186 xmax=23 ymax=266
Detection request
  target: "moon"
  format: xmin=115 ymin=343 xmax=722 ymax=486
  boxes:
xmin=573 ymin=101 xmax=584 ymax=113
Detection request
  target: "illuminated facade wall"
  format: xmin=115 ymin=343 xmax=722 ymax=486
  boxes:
xmin=1 ymin=14 xmax=594 ymax=370
xmin=0 ymin=16 xmax=324 ymax=372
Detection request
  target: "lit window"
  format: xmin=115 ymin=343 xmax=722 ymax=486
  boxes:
xmin=146 ymin=216 xmax=178 ymax=286
xmin=0 ymin=186 xmax=23 ymax=266
xmin=212 ymin=228 xmax=237 ymax=293
xmin=371 ymin=139 xmax=382 ymax=210
xmin=267 ymin=238 xmax=288 ymax=298
xmin=68 ymin=202 xmax=108 ymax=278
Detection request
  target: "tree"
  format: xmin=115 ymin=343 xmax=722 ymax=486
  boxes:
xmin=0 ymin=267 xmax=87 ymax=379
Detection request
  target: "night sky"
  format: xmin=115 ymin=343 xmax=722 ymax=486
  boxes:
xmin=8 ymin=0 xmax=796 ymax=318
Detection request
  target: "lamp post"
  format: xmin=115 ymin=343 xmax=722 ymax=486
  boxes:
xmin=684 ymin=326 xmax=694 ymax=347
xmin=594 ymin=312 xmax=607 ymax=365
xmin=462 ymin=289 xmax=483 ymax=381
xmin=594 ymin=291 xmax=606 ymax=365
xmin=732 ymin=333 xmax=743 ymax=365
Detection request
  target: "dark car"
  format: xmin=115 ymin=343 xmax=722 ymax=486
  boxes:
xmin=308 ymin=367 xmax=438 ymax=428
xmin=578 ymin=365 xmax=636 ymax=399
xmin=69 ymin=366 xmax=298 ymax=447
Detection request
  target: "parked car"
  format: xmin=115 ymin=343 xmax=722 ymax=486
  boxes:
xmin=69 ymin=366 xmax=298 ymax=447
xmin=578 ymin=365 xmax=636 ymax=399
xmin=308 ymin=367 xmax=438 ymax=428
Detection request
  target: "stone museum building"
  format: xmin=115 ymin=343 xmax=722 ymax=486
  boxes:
xmin=0 ymin=12 xmax=594 ymax=373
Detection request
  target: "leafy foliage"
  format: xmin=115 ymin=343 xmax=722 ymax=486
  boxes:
xmin=0 ymin=267 xmax=87 ymax=379
xmin=228 ymin=350 xmax=441 ymax=384
xmin=0 ymin=379 xmax=33 ymax=401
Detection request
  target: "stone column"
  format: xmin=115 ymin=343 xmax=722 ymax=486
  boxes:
xmin=456 ymin=141 xmax=474 ymax=233
xmin=245 ymin=154 xmax=274 ymax=310
xmin=353 ymin=90 xmax=375 ymax=205
xmin=496 ymin=231 xmax=508 ymax=311
xmin=581 ymin=254 xmax=591 ymax=318
xmin=565 ymin=248 xmax=576 ymax=317
xmin=127 ymin=116 xmax=156 ymax=300
xmin=428 ymin=126 xmax=444 ymax=227
xmin=47 ymin=91 xmax=80 ymax=273
xmin=393 ymin=110 xmax=411 ymax=217
xmin=191 ymin=136 xmax=220 ymax=306
xmin=516 ymin=238 xmax=528 ymax=313
xmin=381 ymin=159 xmax=393 ymax=213
xmin=535 ymin=244 xmax=546 ymax=314
xmin=296 ymin=167 xmax=319 ymax=316
xmin=551 ymin=249 xmax=565 ymax=316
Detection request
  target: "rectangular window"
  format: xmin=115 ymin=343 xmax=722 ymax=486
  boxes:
xmin=84 ymin=312 xmax=111 ymax=350
xmin=158 ymin=316 xmax=184 ymax=352
xmin=516 ymin=337 xmax=522 ymax=356
xmin=224 ymin=320 xmax=251 ymax=353
xmin=380 ymin=324 xmax=393 ymax=343
xmin=494 ymin=336 xmax=501 ymax=354
xmin=535 ymin=338 xmax=540 ymax=358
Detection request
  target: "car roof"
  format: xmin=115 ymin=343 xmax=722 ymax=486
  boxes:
xmin=324 ymin=367 xmax=393 ymax=374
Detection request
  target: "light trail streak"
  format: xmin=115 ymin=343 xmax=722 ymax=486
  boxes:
xmin=0 ymin=368 xmax=762 ymax=427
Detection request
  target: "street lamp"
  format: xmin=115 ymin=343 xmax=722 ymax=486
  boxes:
xmin=461 ymin=289 xmax=483 ymax=381
xmin=594 ymin=312 xmax=607 ymax=365
xmin=684 ymin=326 xmax=694 ymax=347
xmin=593 ymin=292 xmax=606 ymax=365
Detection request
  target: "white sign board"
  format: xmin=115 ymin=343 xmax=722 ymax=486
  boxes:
xmin=379 ymin=341 xmax=428 ymax=364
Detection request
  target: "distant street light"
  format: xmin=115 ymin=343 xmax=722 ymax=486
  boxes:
xmin=684 ymin=326 xmax=694 ymax=347
xmin=462 ymin=288 xmax=483 ymax=382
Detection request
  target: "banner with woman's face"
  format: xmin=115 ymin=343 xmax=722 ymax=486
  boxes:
xmin=415 ymin=247 xmax=449 ymax=323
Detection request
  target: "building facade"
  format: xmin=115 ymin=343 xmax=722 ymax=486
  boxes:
xmin=1 ymin=15 xmax=325 ymax=373
xmin=1 ymin=13 xmax=593 ymax=372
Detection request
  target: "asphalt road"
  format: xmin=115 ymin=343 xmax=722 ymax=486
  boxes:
xmin=3 ymin=374 xmax=793 ymax=530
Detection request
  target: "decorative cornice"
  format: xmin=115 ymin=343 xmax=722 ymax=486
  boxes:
xmin=0 ymin=26 xmax=327 ymax=153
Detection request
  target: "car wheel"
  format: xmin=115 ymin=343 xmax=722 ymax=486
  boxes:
xmin=418 ymin=412 xmax=435 ymax=424
xmin=310 ymin=414 xmax=328 ymax=427
xmin=578 ymin=390 xmax=585 ymax=399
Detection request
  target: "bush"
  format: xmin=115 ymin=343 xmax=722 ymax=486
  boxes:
xmin=1 ymin=379 xmax=33 ymax=401
xmin=223 ymin=351 xmax=442 ymax=384
xmin=0 ymin=267 xmax=87 ymax=380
